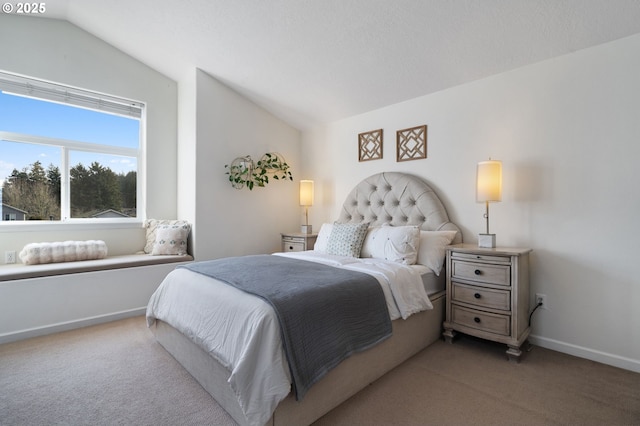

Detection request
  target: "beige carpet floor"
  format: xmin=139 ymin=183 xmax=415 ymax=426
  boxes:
xmin=1 ymin=316 xmax=638 ymax=426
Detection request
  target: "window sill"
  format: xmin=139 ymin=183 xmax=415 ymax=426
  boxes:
xmin=0 ymin=220 xmax=143 ymax=233
xmin=0 ymin=254 xmax=193 ymax=282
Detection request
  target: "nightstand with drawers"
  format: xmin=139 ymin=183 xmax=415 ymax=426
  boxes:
xmin=281 ymin=232 xmax=317 ymax=252
xmin=443 ymin=244 xmax=532 ymax=362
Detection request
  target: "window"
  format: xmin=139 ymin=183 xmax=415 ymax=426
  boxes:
xmin=0 ymin=71 xmax=144 ymax=223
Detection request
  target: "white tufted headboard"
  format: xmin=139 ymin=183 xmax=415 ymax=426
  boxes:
xmin=337 ymin=172 xmax=462 ymax=244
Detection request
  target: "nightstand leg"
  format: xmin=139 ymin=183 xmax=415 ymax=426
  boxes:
xmin=506 ymin=345 xmax=522 ymax=363
xmin=442 ymin=328 xmax=456 ymax=344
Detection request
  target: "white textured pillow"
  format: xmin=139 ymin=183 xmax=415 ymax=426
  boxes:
xmin=313 ymin=223 xmax=334 ymax=253
xmin=143 ymin=219 xmax=190 ymax=254
xmin=19 ymin=240 xmax=108 ymax=265
xmin=361 ymin=225 xmax=420 ymax=265
xmin=326 ymin=222 xmax=369 ymax=257
xmin=151 ymin=224 xmax=191 ymax=255
xmin=417 ymin=230 xmax=458 ymax=275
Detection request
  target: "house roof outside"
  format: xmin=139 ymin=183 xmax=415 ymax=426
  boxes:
xmin=1 ymin=203 xmax=28 ymax=214
xmin=1 ymin=203 xmax=29 ymax=221
xmin=91 ymin=209 xmax=130 ymax=219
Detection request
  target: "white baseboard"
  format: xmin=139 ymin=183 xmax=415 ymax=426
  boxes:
xmin=529 ymin=334 xmax=640 ymax=373
xmin=0 ymin=307 xmax=146 ymax=344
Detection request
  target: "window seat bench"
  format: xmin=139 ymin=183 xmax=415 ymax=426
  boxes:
xmin=0 ymin=254 xmax=194 ymax=282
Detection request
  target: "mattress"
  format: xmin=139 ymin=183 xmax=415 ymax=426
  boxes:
xmin=413 ymin=263 xmax=446 ymax=295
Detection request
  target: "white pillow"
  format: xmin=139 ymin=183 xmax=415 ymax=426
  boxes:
xmin=313 ymin=223 xmax=334 ymax=253
xmin=361 ymin=225 xmax=420 ymax=265
xmin=19 ymin=240 xmax=108 ymax=265
xmin=151 ymin=224 xmax=191 ymax=255
xmin=417 ymin=230 xmax=457 ymax=275
xmin=326 ymin=222 xmax=369 ymax=258
xmin=143 ymin=219 xmax=190 ymax=254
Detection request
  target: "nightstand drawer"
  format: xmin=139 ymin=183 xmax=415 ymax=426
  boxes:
xmin=451 ymin=283 xmax=510 ymax=311
xmin=282 ymin=239 xmax=305 ymax=252
xmin=452 ymin=252 xmax=510 ymax=264
xmin=281 ymin=233 xmax=317 ymax=252
xmin=451 ymin=260 xmax=511 ymax=286
xmin=451 ymin=305 xmax=510 ymax=336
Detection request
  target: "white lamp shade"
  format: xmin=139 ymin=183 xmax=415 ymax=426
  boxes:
xmin=299 ymin=180 xmax=314 ymax=206
xmin=476 ymin=160 xmax=502 ymax=202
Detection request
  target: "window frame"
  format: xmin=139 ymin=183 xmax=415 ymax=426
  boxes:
xmin=0 ymin=72 xmax=146 ymax=230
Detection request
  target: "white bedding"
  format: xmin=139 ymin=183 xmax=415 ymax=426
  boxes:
xmin=146 ymin=251 xmax=434 ymax=426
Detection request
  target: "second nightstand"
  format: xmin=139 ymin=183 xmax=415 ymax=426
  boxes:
xmin=443 ymin=244 xmax=532 ymax=362
xmin=281 ymin=232 xmax=318 ymax=252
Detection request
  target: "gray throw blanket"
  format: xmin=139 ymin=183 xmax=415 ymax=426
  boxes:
xmin=180 ymin=255 xmax=392 ymax=400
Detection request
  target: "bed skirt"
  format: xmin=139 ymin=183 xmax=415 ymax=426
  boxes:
xmin=151 ymin=290 xmax=445 ymax=426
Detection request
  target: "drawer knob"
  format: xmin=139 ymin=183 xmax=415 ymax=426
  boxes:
xmin=474 ymin=269 xmax=482 ymax=275
xmin=474 ymin=317 xmax=481 ymax=323
xmin=474 ymin=293 xmax=481 ymax=299
xmin=289 ymin=246 xmax=294 ymax=250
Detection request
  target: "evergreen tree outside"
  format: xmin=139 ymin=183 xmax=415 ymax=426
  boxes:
xmin=2 ymin=161 xmax=136 ymax=220
xmin=2 ymin=161 xmax=58 ymax=220
xmin=120 ymin=171 xmax=137 ymax=216
xmin=47 ymin=165 xmax=61 ymax=208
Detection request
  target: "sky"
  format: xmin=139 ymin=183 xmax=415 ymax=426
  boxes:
xmin=0 ymin=91 xmax=139 ymax=185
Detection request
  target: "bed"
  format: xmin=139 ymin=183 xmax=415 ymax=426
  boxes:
xmin=147 ymin=172 xmax=462 ymax=426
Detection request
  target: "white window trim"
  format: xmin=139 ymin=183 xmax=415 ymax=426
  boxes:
xmin=0 ymin=220 xmax=143 ymax=233
xmin=0 ymin=71 xmax=143 ymax=119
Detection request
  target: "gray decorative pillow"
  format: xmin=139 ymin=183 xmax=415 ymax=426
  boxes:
xmin=326 ymin=222 xmax=369 ymax=257
xmin=151 ymin=223 xmax=191 ymax=255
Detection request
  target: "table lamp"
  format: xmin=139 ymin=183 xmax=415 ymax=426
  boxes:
xmin=476 ymin=159 xmax=502 ymax=248
xmin=299 ymin=180 xmax=314 ymax=234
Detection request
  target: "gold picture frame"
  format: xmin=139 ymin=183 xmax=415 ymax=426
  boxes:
xmin=358 ymin=129 xmax=383 ymax=162
xmin=396 ymin=125 xmax=427 ymax=162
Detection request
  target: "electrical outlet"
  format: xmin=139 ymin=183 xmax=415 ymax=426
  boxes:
xmin=535 ymin=293 xmax=547 ymax=310
xmin=5 ymin=251 xmax=16 ymax=264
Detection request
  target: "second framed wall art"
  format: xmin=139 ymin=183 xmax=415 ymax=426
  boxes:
xmin=396 ymin=125 xmax=427 ymax=162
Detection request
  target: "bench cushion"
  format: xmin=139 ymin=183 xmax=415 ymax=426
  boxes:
xmin=0 ymin=254 xmax=193 ymax=282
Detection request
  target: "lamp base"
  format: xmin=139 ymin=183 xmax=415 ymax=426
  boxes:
xmin=300 ymin=224 xmax=313 ymax=234
xmin=478 ymin=233 xmax=496 ymax=248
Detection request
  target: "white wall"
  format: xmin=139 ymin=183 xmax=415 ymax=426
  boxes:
xmin=0 ymin=15 xmax=178 ymax=255
xmin=0 ymin=261 xmax=190 ymax=343
xmin=302 ymin=34 xmax=640 ymax=372
xmin=176 ymin=68 xmax=198 ymax=255
xmin=178 ymin=69 xmax=301 ymax=260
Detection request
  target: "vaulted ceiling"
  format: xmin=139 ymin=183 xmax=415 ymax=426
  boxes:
xmin=42 ymin=0 xmax=640 ymax=130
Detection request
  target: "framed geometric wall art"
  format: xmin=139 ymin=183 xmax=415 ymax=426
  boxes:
xmin=396 ymin=125 xmax=427 ymax=162
xmin=358 ymin=128 xmax=383 ymax=162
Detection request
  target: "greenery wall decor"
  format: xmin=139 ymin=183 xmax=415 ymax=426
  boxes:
xmin=225 ymin=152 xmax=292 ymax=190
